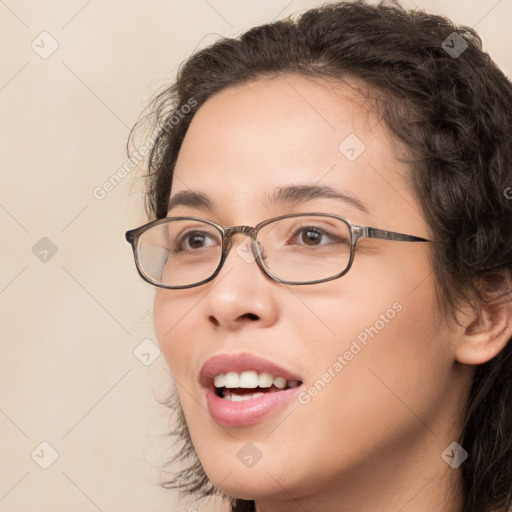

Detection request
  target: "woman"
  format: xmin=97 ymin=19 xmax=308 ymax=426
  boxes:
xmin=125 ymin=2 xmax=512 ymax=511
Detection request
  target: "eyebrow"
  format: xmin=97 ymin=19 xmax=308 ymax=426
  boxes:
xmin=269 ymin=184 xmax=368 ymax=212
xmin=167 ymin=184 xmax=368 ymax=214
xmin=167 ymin=190 xmax=214 ymax=212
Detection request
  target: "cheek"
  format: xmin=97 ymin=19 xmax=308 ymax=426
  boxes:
xmin=324 ymin=277 xmax=446 ymax=412
xmin=153 ymin=290 xmax=198 ymax=382
xmin=317 ymin=251 xmax=448 ymax=410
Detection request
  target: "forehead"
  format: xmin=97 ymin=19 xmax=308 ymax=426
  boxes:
xmin=171 ymin=74 xmax=413 ymax=225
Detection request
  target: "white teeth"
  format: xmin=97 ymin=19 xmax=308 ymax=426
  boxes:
xmin=273 ymin=376 xmax=287 ymax=389
xmin=239 ymin=371 xmax=259 ymax=388
xmin=213 ymin=374 xmax=225 ymax=388
xmin=213 ymin=371 xmax=301 ymax=391
xmin=224 ymin=372 xmax=240 ymax=388
xmin=224 ymin=391 xmax=265 ymax=401
xmin=258 ymin=372 xmax=273 ymax=388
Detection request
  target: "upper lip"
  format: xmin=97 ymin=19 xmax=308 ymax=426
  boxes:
xmin=199 ymin=352 xmax=303 ymax=389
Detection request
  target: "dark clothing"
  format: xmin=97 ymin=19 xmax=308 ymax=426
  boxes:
xmin=231 ymin=499 xmax=256 ymax=511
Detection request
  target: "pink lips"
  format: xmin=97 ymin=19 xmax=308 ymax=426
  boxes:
xmin=199 ymin=353 xmax=303 ymax=427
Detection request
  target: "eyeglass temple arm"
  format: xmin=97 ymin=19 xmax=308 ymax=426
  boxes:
xmin=363 ymin=226 xmax=431 ymax=243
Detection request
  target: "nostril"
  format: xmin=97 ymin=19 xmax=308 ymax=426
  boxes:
xmin=208 ymin=315 xmax=220 ymax=327
xmin=208 ymin=312 xmax=260 ymax=327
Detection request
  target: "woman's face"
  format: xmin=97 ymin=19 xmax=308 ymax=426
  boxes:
xmin=153 ymin=75 xmax=467 ymax=506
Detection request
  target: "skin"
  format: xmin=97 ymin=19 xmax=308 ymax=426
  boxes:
xmin=153 ymin=74 xmax=510 ymax=512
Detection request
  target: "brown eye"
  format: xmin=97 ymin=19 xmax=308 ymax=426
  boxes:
xmin=300 ymin=228 xmax=322 ymax=245
xmin=289 ymin=226 xmax=347 ymax=247
xmin=175 ymin=230 xmax=218 ymax=252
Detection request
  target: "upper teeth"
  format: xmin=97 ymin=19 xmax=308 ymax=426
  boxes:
xmin=213 ymin=371 xmax=299 ymax=389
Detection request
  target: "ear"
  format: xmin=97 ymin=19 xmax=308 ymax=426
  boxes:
xmin=454 ymin=296 xmax=512 ymax=365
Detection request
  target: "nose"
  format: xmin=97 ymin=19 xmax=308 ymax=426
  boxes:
xmin=203 ymin=232 xmax=279 ymax=330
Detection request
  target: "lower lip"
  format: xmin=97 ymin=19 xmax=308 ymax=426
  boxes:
xmin=204 ymin=386 xmax=301 ymax=427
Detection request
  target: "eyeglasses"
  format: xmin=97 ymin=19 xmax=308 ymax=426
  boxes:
xmin=125 ymin=213 xmax=431 ymax=289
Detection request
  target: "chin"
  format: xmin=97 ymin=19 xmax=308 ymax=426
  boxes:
xmin=197 ymin=441 xmax=312 ymax=502
xmin=209 ymin=470 xmax=286 ymax=502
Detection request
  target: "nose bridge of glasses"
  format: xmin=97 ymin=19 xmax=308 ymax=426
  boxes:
xmin=224 ymin=225 xmax=257 ymax=243
xmin=223 ymin=225 xmax=261 ymax=262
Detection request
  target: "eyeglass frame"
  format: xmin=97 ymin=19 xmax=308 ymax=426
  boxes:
xmin=125 ymin=212 xmax=432 ymax=289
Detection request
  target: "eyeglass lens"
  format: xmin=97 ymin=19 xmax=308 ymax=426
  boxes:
xmin=136 ymin=216 xmax=352 ymax=287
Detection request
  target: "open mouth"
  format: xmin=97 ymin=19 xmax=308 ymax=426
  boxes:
xmin=213 ymin=371 xmax=302 ymax=401
xmin=200 ymin=354 xmax=304 ymax=426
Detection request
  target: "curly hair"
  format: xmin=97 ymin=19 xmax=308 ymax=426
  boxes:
xmin=131 ymin=2 xmax=512 ymax=511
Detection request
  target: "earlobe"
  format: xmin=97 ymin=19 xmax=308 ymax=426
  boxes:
xmin=455 ymin=298 xmax=512 ymax=365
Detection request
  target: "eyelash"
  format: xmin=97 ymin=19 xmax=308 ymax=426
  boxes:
xmin=288 ymin=226 xmax=342 ymax=246
xmin=175 ymin=225 xmax=344 ymax=254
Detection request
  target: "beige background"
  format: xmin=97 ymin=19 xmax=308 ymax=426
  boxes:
xmin=1 ymin=1 xmax=511 ymax=511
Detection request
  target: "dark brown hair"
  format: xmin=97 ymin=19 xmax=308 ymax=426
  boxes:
xmin=132 ymin=2 xmax=512 ymax=511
